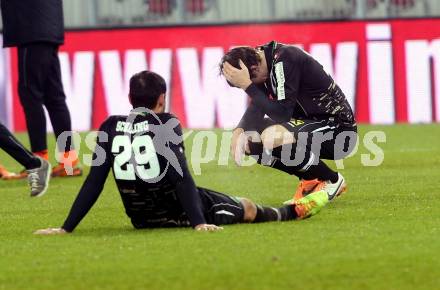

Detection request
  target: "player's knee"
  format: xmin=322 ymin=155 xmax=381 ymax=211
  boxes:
xmin=240 ymin=198 xmax=257 ymax=222
xmin=261 ymin=125 xmax=295 ymax=150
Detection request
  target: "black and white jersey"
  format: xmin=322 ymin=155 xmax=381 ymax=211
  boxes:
xmin=239 ymin=41 xmax=355 ymax=129
xmin=62 ymin=111 xmax=206 ymax=232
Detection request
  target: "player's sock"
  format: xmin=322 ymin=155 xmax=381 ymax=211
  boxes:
xmin=300 ymin=160 xmax=338 ymax=183
xmin=34 ymin=149 xmax=49 ymax=161
xmin=247 ymin=142 xmax=280 ymax=166
xmin=254 ymin=205 xmax=280 ymax=222
xmin=246 ymin=142 xmax=264 ymax=160
xmin=247 ymin=141 xmax=337 ymax=182
xmin=273 ymin=159 xmax=338 ymax=182
xmin=277 ymin=205 xmax=298 ymax=220
xmin=270 ymin=145 xmax=338 ymax=182
xmin=253 ymin=205 xmax=297 ymax=222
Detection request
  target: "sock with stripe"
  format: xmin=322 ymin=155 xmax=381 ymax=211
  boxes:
xmin=253 ymin=205 xmax=298 ymax=223
xmin=269 ymin=144 xmax=338 ymax=182
xmin=299 ymin=160 xmax=338 ymax=182
xmin=247 ymin=141 xmax=338 ymax=182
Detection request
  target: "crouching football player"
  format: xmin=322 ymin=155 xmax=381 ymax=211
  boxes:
xmin=35 ymin=71 xmax=328 ymax=235
xmin=220 ymin=41 xmax=358 ymax=203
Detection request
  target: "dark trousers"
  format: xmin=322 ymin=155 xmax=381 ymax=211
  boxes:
xmin=245 ymin=117 xmax=358 ymax=179
xmin=0 ymin=122 xmax=39 ymax=169
xmin=17 ymin=42 xmax=73 ymax=153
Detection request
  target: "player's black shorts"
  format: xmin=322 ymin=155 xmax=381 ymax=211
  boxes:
xmin=130 ymin=187 xmax=244 ymax=229
xmin=252 ymin=118 xmax=357 ymax=160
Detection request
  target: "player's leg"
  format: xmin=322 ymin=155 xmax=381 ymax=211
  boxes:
xmin=259 ymin=120 xmax=357 ymax=201
xmin=237 ymin=115 xmax=356 ymax=201
xmin=244 ymin=119 xmax=338 ymax=180
xmin=260 ymin=120 xmax=339 ymax=180
xmin=0 ymin=122 xmax=40 ymax=169
xmin=43 ymin=44 xmax=81 ymax=177
xmin=198 ymin=187 xmax=328 ymax=225
xmin=17 ymin=43 xmax=51 ymax=160
xmin=239 ymin=118 xmax=336 ymax=201
xmin=0 ymin=122 xmax=51 ymax=196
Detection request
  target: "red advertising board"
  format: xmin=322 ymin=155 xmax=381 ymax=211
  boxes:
xmin=5 ymin=19 xmax=440 ymax=131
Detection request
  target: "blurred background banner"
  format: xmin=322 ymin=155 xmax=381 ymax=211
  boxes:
xmin=1 ymin=0 xmax=440 ymax=131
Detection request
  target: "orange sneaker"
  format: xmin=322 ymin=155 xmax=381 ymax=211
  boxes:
xmin=51 ymin=150 xmax=83 ymax=177
xmin=2 ymin=150 xmax=48 ymax=180
xmin=51 ymin=163 xmax=83 ymax=177
xmin=2 ymin=170 xmax=27 ymax=180
xmin=1 ymin=165 xmax=26 ymax=180
xmin=293 ymin=179 xmax=322 ymax=201
xmin=0 ymin=164 xmax=13 ymax=178
xmin=284 ymin=173 xmax=347 ymax=204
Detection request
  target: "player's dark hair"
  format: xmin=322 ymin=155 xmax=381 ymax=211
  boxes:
xmin=219 ymin=46 xmax=261 ymax=81
xmin=129 ymin=70 xmax=166 ymax=109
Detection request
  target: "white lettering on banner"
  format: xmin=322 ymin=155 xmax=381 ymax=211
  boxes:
xmin=405 ymin=39 xmax=440 ymax=123
xmin=211 ymin=48 xmax=247 ymax=129
xmin=177 ymin=47 xmax=247 ymax=128
xmin=433 ymin=40 xmax=440 ymax=123
xmin=309 ymin=42 xmax=358 ymax=111
xmin=149 ymin=49 xmax=172 ymax=112
xmin=0 ymin=36 xmax=13 ymax=129
xmin=366 ymin=23 xmax=395 ymax=124
xmin=0 ymin=36 xmax=8 ymax=126
xmin=99 ymin=50 xmax=146 ymax=116
xmin=99 ymin=49 xmax=172 ymax=117
xmin=59 ymin=52 xmax=95 ymax=131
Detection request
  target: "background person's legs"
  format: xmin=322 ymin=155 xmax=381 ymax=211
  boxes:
xmin=0 ymin=122 xmax=51 ymax=196
xmin=17 ymin=43 xmax=52 ymax=158
xmin=43 ymin=45 xmax=80 ymax=176
xmin=18 ymin=43 xmax=80 ymax=176
xmin=44 ymin=44 xmax=74 ymax=154
xmin=0 ymin=122 xmax=41 ymax=174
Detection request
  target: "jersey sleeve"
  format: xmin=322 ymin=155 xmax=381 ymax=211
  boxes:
xmin=62 ymin=119 xmax=113 ymax=232
xmin=244 ymin=49 xmax=304 ymax=123
xmin=164 ymin=118 xmax=207 ymax=227
xmin=236 ymin=102 xmax=265 ymax=131
xmin=245 ymin=84 xmax=294 ymax=123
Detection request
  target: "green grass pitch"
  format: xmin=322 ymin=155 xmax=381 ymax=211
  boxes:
xmin=1 ymin=124 xmax=440 ymax=290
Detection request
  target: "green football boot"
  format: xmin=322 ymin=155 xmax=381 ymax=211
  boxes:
xmin=294 ymin=190 xmax=329 ymax=219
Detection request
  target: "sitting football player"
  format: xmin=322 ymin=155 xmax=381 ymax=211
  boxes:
xmin=35 ymin=71 xmax=328 ymax=235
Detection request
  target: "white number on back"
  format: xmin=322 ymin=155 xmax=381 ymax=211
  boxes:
xmin=111 ymin=135 xmax=160 ymax=180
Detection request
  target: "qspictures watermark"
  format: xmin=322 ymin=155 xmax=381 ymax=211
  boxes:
xmin=55 ymin=126 xmax=385 ymax=180
xmin=54 ymin=108 xmax=385 ymax=180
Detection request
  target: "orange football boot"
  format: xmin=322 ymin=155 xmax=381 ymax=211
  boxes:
xmin=51 ymin=150 xmax=82 ymax=177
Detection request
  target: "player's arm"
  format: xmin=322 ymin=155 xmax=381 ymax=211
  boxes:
xmin=173 ymin=162 xmax=222 ymax=231
xmin=236 ymin=101 xmax=265 ymax=130
xmin=229 ymin=102 xmax=265 ymax=165
xmin=34 ymin=122 xmax=112 ymax=235
xmin=223 ymin=59 xmax=299 ymax=123
xmin=166 ymin=119 xmax=222 ymax=231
